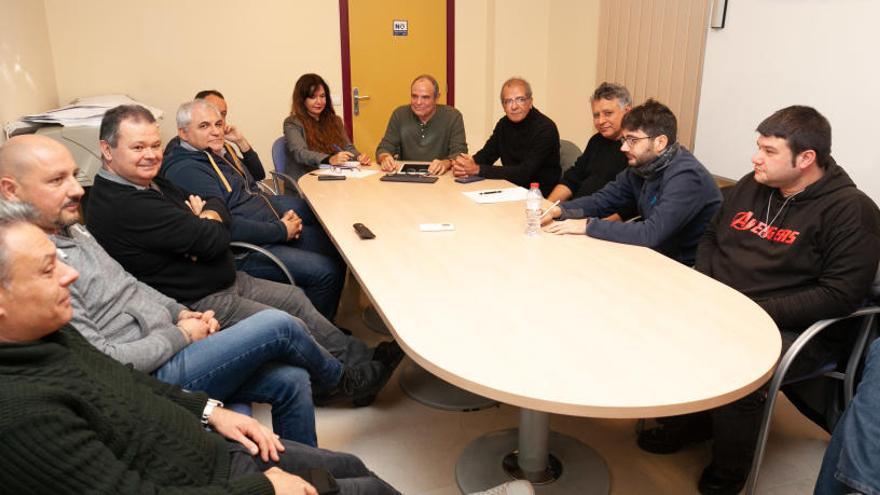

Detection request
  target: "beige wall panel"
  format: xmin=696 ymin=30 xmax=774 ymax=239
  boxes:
xmin=43 ymin=0 xmax=343 ymax=164
xmin=597 ymin=0 xmax=709 ymax=149
xmin=463 ymin=0 xmax=601 ymax=152
xmin=28 ymin=0 xmax=601 ymax=168
xmin=0 ymin=0 xmax=58 ymax=144
xmin=546 ymin=0 xmax=601 ymax=146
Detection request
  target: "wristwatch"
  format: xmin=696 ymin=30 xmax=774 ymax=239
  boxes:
xmin=201 ymin=398 xmax=224 ymax=426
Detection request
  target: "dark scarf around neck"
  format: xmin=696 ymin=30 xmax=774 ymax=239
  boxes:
xmin=632 ymin=142 xmax=680 ymax=180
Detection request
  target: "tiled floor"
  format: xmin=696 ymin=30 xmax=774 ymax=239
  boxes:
xmin=259 ymin=282 xmax=831 ymax=494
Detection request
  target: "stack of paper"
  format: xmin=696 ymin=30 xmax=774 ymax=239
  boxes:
xmin=5 ymin=94 xmax=164 ymax=138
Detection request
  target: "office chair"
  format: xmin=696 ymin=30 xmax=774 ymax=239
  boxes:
xmin=228 ymin=241 xmax=295 ymax=285
xmin=559 ymin=139 xmax=582 ymax=177
xmin=270 ymin=136 xmax=301 ymax=196
xmin=745 ymin=306 xmax=880 ymax=495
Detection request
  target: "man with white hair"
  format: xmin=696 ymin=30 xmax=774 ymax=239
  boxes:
xmin=163 ymin=95 xmax=345 ymax=321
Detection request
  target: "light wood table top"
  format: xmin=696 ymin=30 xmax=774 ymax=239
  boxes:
xmin=299 ymin=171 xmax=781 ymax=418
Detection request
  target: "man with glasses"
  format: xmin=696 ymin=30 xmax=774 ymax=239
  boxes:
xmin=453 ymin=77 xmax=560 ymax=196
xmin=542 ymin=99 xmax=721 ymax=266
xmin=376 ymin=74 xmax=467 ymax=175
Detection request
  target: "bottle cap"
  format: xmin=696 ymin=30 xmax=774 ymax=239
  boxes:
xmin=530 ymin=182 xmax=539 ymax=189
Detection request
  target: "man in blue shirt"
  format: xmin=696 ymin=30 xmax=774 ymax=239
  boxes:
xmin=542 ymin=99 xmax=721 ymax=266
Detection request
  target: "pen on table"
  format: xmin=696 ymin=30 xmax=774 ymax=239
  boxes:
xmin=479 ymin=190 xmax=503 ymax=195
xmin=539 ymin=200 xmax=561 ymax=219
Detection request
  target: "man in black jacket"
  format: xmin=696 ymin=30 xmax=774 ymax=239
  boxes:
xmin=0 ymin=200 xmax=399 ymax=494
xmin=452 ymin=77 xmax=560 ymax=196
xmin=85 ymin=105 xmax=402 ymax=406
xmin=637 ymin=106 xmax=880 ymax=495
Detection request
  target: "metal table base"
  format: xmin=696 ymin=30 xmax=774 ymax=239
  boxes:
xmin=456 ymin=409 xmax=609 ymax=494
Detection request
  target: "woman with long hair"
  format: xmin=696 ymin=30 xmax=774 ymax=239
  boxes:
xmin=283 ymin=73 xmax=370 ymax=180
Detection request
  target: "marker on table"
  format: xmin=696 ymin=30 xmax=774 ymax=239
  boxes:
xmin=479 ymin=190 xmax=503 ymax=195
xmin=539 ymin=200 xmax=561 ymax=219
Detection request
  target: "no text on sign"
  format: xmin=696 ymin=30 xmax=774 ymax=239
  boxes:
xmin=393 ymin=19 xmax=408 ymax=36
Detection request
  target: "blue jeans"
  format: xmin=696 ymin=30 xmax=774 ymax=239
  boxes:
xmin=237 ymin=195 xmax=345 ymax=320
xmin=152 ymin=309 xmax=343 ymax=447
xmin=815 ymin=338 xmax=880 ymax=495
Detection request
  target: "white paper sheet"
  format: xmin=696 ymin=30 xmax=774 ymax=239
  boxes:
xmin=462 ymin=187 xmax=528 ymax=204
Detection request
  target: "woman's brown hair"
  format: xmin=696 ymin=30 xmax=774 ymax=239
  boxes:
xmin=291 ymin=74 xmax=349 ymax=154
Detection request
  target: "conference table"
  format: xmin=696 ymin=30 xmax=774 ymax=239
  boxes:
xmin=298 ymin=169 xmax=781 ymax=494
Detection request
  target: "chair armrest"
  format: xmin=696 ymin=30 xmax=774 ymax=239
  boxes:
xmin=228 ymin=241 xmax=295 ymax=285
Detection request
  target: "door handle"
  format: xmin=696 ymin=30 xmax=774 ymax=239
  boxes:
xmin=353 ymin=87 xmax=370 ymax=116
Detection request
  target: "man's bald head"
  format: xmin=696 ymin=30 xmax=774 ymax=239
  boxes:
xmin=0 ymin=135 xmax=84 ymax=233
xmin=0 ymin=134 xmax=72 ymax=181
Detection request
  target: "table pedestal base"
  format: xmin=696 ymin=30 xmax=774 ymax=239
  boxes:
xmin=456 ymin=410 xmax=609 ymax=494
xmin=399 ymin=359 xmax=499 ymax=411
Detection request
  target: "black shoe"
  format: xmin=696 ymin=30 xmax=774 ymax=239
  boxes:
xmin=373 ymin=340 xmax=405 ymax=371
xmin=340 ymin=361 xmax=392 ymax=407
xmin=637 ymin=422 xmax=712 ymax=454
xmin=697 ymin=465 xmax=747 ymax=495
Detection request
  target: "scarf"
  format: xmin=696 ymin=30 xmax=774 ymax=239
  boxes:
xmin=632 ymin=142 xmax=680 ymax=180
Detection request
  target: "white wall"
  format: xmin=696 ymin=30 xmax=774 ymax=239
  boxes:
xmin=0 ymin=0 xmax=58 ymax=144
xmin=694 ymin=0 xmax=880 ymax=202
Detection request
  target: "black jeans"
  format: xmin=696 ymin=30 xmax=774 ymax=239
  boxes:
xmin=656 ymin=329 xmax=844 ymax=479
xmin=228 ymin=440 xmax=400 ymax=495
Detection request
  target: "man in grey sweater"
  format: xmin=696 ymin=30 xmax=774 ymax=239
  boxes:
xmin=376 ymin=74 xmax=468 ymax=174
xmin=0 ymin=134 xmax=392 ymax=447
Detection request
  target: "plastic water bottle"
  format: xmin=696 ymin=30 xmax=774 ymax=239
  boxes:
xmin=525 ymin=182 xmax=542 ymax=237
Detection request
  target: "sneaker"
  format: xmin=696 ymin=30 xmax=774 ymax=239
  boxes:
xmin=469 ymin=480 xmax=535 ymax=495
xmin=373 ymin=340 xmax=405 ymax=371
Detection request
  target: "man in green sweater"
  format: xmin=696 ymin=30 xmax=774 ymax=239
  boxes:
xmin=0 ymin=201 xmax=399 ymax=494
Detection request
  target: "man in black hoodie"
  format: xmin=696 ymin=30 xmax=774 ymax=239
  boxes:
xmin=637 ymin=106 xmax=880 ymax=495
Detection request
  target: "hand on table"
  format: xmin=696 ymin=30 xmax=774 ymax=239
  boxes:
xmin=543 ymin=218 xmax=589 ymax=235
xmin=356 ymin=153 xmax=372 ymax=166
xmin=328 ymin=151 xmax=354 ymax=165
xmin=452 ymin=154 xmax=479 ymax=177
xmin=428 ymin=158 xmax=452 ymax=175
xmin=378 ymin=154 xmax=396 ymax=172
xmin=540 ymin=205 xmax=562 ymax=226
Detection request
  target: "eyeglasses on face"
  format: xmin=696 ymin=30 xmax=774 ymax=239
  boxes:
xmin=502 ymin=96 xmax=531 ymax=107
xmin=619 ymin=135 xmax=654 ymax=147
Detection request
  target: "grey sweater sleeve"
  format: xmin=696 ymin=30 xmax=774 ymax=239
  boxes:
xmin=135 ymin=279 xmax=187 ymax=322
xmin=283 ymin=117 xmax=330 ymax=168
xmin=67 ymin=283 xmax=188 ymax=373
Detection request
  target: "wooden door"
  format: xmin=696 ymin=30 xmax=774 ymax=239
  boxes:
xmin=341 ymin=0 xmax=452 ymax=159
